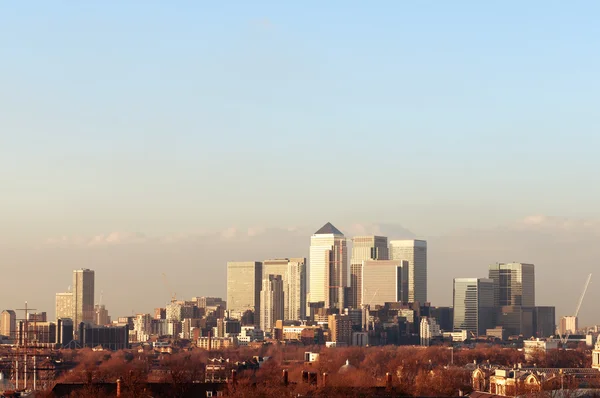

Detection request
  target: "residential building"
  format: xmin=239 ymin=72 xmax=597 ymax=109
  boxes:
xmin=216 ymin=318 xmax=242 ymax=338
xmin=309 ymin=222 xmax=348 ymax=310
xmin=328 ymin=314 xmax=352 ymax=346
xmin=559 ymin=316 xmax=578 ymax=336
xmin=1 ymin=310 xmax=16 ymax=339
xmin=361 ymin=259 xmax=408 ymax=307
xmin=420 ymin=316 xmax=441 ymax=346
xmin=350 ymin=236 xmax=389 ymax=308
xmin=56 ymin=293 xmax=73 ymax=320
xmin=73 ymin=269 xmax=95 ymax=326
xmin=227 ymin=261 xmax=263 ymax=325
xmin=166 ymin=302 xmax=184 ymax=321
xmin=453 ymin=278 xmax=495 ymax=337
xmin=154 ymin=308 xmax=166 ymax=320
xmin=260 ymin=275 xmax=284 ymax=332
xmin=389 ymin=240 xmax=427 ymax=304
xmin=194 ymin=297 xmax=226 ymax=310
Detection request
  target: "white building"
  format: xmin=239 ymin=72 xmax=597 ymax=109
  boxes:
xmin=389 ymin=240 xmax=427 ymax=304
xmin=260 ymin=275 xmax=284 ymax=332
xmin=523 ymin=338 xmax=559 ymax=361
xmin=559 ymin=316 xmax=578 ymax=336
xmin=309 ymin=222 xmax=348 ymax=310
xmin=420 ymin=316 xmax=441 ymax=346
xmin=593 ymin=335 xmax=600 ymax=370
xmin=286 ymin=258 xmax=307 ymax=321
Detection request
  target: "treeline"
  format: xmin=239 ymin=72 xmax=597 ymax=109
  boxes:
xmin=36 ymin=343 xmax=593 ymax=397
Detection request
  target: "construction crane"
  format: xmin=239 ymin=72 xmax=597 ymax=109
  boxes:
xmin=558 ymin=273 xmax=592 ymax=346
xmin=161 ymin=273 xmax=177 ymax=304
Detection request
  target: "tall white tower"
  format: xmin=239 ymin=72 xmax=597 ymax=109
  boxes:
xmin=309 ymin=222 xmax=348 ymax=310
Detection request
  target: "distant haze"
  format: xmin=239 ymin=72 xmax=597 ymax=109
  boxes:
xmin=1 ymin=3 xmax=599 ymax=326
xmin=0 ymin=216 xmax=597 ymax=326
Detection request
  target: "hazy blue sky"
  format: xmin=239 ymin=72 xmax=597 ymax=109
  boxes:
xmin=1 ymin=2 xmax=599 ymax=323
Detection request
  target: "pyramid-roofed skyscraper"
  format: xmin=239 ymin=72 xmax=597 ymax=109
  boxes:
xmin=308 ymin=222 xmax=348 ymax=310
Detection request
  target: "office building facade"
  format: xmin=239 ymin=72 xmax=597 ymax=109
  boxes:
xmin=361 ymin=259 xmax=408 ymax=307
xmin=1 ymin=310 xmax=17 ymax=339
xmin=309 ymin=223 xmax=348 ymax=310
xmin=226 ymin=261 xmax=263 ymax=324
xmin=56 ymin=292 xmax=73 ymax=321
xmin=453 ymin=278 xmax=495 ymax=336
xmin=350 ymin=236 xmax=389 ymax=308
xmin=73 ymin=269 xmax=95 ymax=326
xmin=260 ymin=275 xmax=285 ymax=332
xmin=389 ymin=240 xmax=427 ymax=304
xmin=488 ymin=262 xmax=535 ymax=336
xmin=262 ymin=258 xmax=306 ymax=321
xmin=286 ymin=258 xmax=307 ymax=321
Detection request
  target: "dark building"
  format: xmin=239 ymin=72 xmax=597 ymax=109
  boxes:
xmin=496 ymin=306 xmax=534 ymax=338
xmin=430 ymin=306 xmax=454 ymax=331
xmin=533 ymin=306 xmax=556 ymax=338
xmin=57 ymin=318 xmax=74 ymax=347
xmin=78 ymin=323 xmax=129 ymax=350
xmin=488 ymin=262 xmax=535 ymax=336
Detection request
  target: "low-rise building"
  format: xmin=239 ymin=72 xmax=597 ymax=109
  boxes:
xmin=523 ymin=338 xmax=559 ymax=361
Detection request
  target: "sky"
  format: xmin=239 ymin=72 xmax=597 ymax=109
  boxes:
xmin=1 ymin=2 xmax=599 ymax=325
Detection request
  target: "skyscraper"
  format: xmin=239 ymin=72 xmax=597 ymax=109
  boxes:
xmin=488 ymin=262 xmax=535 ymax=336
xmin=262 ymin=258 xmax=307 ymax=321
xmin=488 ymin=263 xmax=535 ymax=307
xmin=227 ymin=261 xmax=263 ymax=325
xmin=73 ymin=269 xmax=95 ymax=327
xmin=453 ymin=278 xmax=495 ymax=337
xmin=309 ymin=223 xmax=348 ymax=310
xmin=350 ymin=236 xmax=388 ymax=308
xmin=286 ymin=258 xmax=307 ymax=321
xmin=1 ymin=310 xmax=16 ymax=339
xmin=361 ymin=260 xmax=408 ymax=307
xmin=389 ymin=240 xmax=427 ymax=304
xmin=260 ymin=275 xmax=284 ymax=332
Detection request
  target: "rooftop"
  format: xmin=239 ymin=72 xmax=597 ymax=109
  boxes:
xmin=314 ymin=222 xmax=344 ymax=236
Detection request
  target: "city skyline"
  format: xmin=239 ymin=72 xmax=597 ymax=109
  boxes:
xmin=2 ymin=1 xmax=600 ymax=327
xmin=0 ymin=218 xmax=598 ymax=326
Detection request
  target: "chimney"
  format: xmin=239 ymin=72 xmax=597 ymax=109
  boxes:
xmin=385 ymin=372 xmax=393 ymax=389
xmin=458 ymin=389 xmax=464 ymax=397
xmin=207 ymin=330 xmax=212 ymax=351
xmin=282 ymin=369 xmax=289 ymax=386
xmin=231 ymin=369 xmax=237 ymax=385
xmin=116 ymin=378 xmax=121 ymax=397
xmin=322 ymin=372 xmax=328 ymax=387
xmin=518 ymin=363 xmax=522 ymax=369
